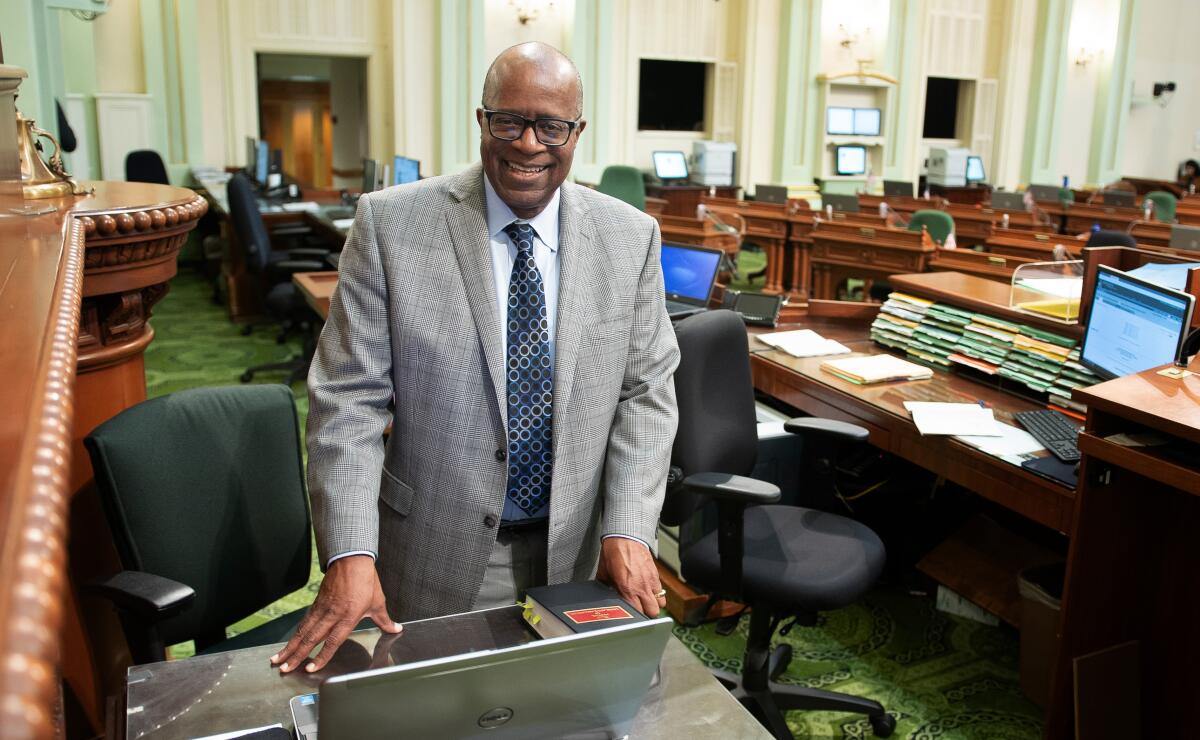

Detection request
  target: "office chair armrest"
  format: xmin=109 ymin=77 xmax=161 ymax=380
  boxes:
xmin=681 ymin=472 xmax=781 ymax=505
xmin=287 ymin=247 xmax=331 ymax=260
xmin=784 ymin=417 xmax=870 ymax=444
xmin=86 ymin=570 xmax=195 ymax=619
xmin=269 ymin=259 xmax=327 ymax=275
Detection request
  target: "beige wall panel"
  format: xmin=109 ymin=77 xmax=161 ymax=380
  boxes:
xmin=391 ymin=0 xmax=438 ymax=174
xmin=92 ymin=0 xmax=146 ymax=94
xmin=483 ymin=0 xmax=572 ymax=64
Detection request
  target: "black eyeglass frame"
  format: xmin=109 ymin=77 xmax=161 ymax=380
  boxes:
xmin=481 ymin=108 xmax=581 ymax=147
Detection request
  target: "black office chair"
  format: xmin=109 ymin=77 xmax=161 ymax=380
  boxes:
xmin=227 ymin=173 xmax=328 ymax=384
xmin=666 ymin=310 xmax=895 ymax=739
xmin=1085 ymin=229 xmax=1136 ymax=249
xmin=125 ymin=149 xmax=170 ymax=185
xmin=84 ymin=385 xmax=313 ymax=663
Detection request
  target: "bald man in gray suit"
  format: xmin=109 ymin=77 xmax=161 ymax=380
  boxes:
xmin=273 ymin=43 xmax=679 ymax=674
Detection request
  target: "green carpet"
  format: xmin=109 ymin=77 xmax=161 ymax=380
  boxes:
xmin=146 ymin=267 xmax=1043 ymax=739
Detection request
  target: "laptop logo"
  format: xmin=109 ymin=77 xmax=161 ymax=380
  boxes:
xmin=478 ymin=707 xmax=514 ymax=728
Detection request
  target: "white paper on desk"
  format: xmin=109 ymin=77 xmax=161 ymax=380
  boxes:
xmin=956 ymin=422 xmax=1045 ymax=465
xmin=1014 ymin=277 xmax=1082 ymax=299
xmin=192 ymin=724 xmax=284 ymax=740
xmin=332 ymin=217 xmax=356 ymax=231
xmin=280 ymin=200 xmax=321 ymax=213
xmin=903 ymin=402 xmax=1003 ymax=436
xmin=759 ymin=329 xmax=852 ymax=358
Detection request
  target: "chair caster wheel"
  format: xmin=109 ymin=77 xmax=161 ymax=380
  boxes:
xmin=869 ymin=713 xmax=896 ymax=738
xmin=240 ymin=371 xmax=254 ymax=383
xmin=240 ymin=325 xmax=252 ymax=336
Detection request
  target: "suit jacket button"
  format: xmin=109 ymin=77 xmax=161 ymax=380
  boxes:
xmin=484 ymin=515 xmax=498 ymax=528
xmin=494 ymin=449 xmax=506 ymax=461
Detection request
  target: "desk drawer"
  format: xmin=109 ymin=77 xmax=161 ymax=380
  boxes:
xmin=812 ymin=242 xmax=923 ymax=271
xmin=746 ymin=216 xmax=788 ymax=237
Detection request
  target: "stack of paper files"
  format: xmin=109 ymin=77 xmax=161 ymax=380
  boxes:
xmin=758 ymin=329 xmax=852 ymax=358
xmin=998 ymin=325 xmax=1076 ymax=394
xmin=951 ymin=315 xmax=1018 ymax=375
xmin=821 ymin=354 xmax=934 ymax=384
xmin=907 ymin=304 xmax=972 ymax=369
xmin=903 ymin=401 xmax=1002 ymax=436
xmin=870 ymin=293 xmax=932 ymax=350
xmin=1051 ymin=349 xmax=1102 ymax=412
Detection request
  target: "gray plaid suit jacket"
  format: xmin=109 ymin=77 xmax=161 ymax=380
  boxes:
xmin=306 ymin=162 xmax=680 ymax=621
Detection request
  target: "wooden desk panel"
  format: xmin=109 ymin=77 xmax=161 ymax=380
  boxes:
xmin=929 ymin=248 xmax=1038 ymax=282
xmin=701 ymin=196 xmax=792 ymax=294
xmin=294 ymin=271 xmax=338 ymax=320
xmin=809 ymin=221 xmax=935 ymax=300
xmin=985 ymin=229 xmax=1086 ymax=260
xmin=645 ymin=183 xmax=740 ymax=217
xmin=1061 ymin=202 xmax=1144 ymax=234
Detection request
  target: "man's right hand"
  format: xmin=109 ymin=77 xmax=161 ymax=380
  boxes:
xmin=271 ymin=554 xmax=402 ymax=674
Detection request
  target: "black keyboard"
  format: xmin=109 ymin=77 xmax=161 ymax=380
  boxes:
xmin=1014 ymin=410 xmax=1081 ymax=463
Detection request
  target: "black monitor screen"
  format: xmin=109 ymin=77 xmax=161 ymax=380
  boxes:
xmin=835 ymin=146 xmax=867 ymax=176
xmin=362 ymin=159 xmax=378 ymax=193
xmin=1082 ymin=265 xmax=1195 ymax=379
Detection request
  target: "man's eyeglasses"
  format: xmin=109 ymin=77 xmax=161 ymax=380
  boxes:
xmin=482 ymin=109 xmax=579 ymax=147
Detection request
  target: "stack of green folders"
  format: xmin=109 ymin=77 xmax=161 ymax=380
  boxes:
xmin=870 ymin=292 xmax=1102 ymax=411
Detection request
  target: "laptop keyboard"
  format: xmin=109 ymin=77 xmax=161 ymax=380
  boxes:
xmin=665 ymin=299 xmax=703 ymax=317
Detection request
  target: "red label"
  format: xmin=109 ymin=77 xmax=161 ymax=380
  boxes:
xmin=562 ymin=605 xmax=634 ymax=624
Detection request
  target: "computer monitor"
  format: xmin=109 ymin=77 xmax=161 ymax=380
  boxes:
xmin=826 ymin=107 xmax=854 ymax=135
xmin=394 ymin=156 xmax=420 ymax=185
xmin=853 ymin=108 xmax=881 ymax=136
xmin=835 ymin=146 xmax=867 ymax=176
xmin=821 ymin=192 xmax=860 ymax=213
xmin=254 ymin=141 xmax=269 ymax=186
xmin=1169 ymin=224 xmax=1200 ymax=251
xmin=1102 ymin=190 xmax=1137 ymax=208
xmin=1081 ymin=265 xmax=1196 ymax=379
xmin=754 ymin=184 xmax=788 ymax=204
xmin=245 ymin=137 xmax=257 ymax=175
xmin=652 ymin=151 xmax=689 ymax=181
xmin=883 ymin=180 xmax=913 ymax=197
xmin=362 ymin=159 xmax=378 ymax=193
xmin=1026 ymin=184 xmax=1062 ymax=202
xmin=661 ymin=243 xmax=723 ymax=310
xmin=965 ymin=156 xmax=986 ymax=184
xmin=990 ymin=191 xmax=1028 ymax=211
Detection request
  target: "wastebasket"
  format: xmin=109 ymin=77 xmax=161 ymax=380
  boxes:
xmin=1018 ymin=562 xmax=1065 ymax=706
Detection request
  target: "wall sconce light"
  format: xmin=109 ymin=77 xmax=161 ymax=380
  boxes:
xmin=837 ymin=23 xmax=875 ymax=64
xmin=509 ymin=0 xmax=554 ymax=25
xmin=1074 ymin=46 xmax=1102 ymax=67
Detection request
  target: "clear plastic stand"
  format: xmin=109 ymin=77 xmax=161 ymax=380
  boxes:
xmin=1010 ymin=259 xmax=1085 ymax=323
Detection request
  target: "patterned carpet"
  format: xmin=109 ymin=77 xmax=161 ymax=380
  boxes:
xmin=146 ymin=267 xmax=1043 ymax=739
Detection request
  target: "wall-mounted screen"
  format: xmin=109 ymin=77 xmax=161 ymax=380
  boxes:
xmin=835 ymin=145 xmax=868 ymax=176
xmin=853 ymin=108 xmax=881 ymax=136
xmin=826 ymin=107 xmax=854 ymax=135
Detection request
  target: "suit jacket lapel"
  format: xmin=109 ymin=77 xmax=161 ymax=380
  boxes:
xmin=447 ymin=163 xmax=507 ymax=428
xmin=552 ymin=183 xmax=598 ymax=451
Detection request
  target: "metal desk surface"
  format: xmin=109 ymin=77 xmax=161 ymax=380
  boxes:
xmin=125 ymin=606 xmax=768 ymax=739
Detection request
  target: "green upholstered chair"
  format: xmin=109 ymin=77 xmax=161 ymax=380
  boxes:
xmin=597 ymin=165 xmax=646 ymax=211
xmin=907 ymin=209 xmax=955 ymax=245
xmin=84 ymin=385 xmax=313 ymax=663
xmin=1143 ymin=190 xmax=1177 ymax=222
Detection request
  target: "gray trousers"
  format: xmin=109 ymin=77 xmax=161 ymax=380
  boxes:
xmin=474 ymin=523 xmax=549 ymax=610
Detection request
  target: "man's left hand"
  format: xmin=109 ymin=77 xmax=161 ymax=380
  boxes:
xmin=596 ymin=537 xmax=666 ymax=617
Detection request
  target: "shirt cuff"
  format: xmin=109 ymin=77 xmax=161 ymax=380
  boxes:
xmin=602 ymin=533 xmax=651 ymax=551
xmin=327 ymin=550 xmax=377 ymax=568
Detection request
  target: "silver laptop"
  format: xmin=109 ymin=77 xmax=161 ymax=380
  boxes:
xmin=662 ymin=242 xmax=724 ymax=319
xmin=1170 ymin=224 xmax=1200 ymax=251
xmin=755 ymin=184 xmax=788 ymax=204
xmin=290 ymin=615 xmax=673 ymax=740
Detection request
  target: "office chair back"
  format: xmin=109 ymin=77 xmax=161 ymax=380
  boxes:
xmin=907 ymin=209 xmax=954 ymax=245
xmin=84 ymin=385 xmax=312 ymax=649
xmin=1085 ymin=229 xmax=1136 ymax=249
xmin=597 ymin=165 xmax=646 ymax=211
xmin=125 ymin=149 xmax=170 ymax=185
xmin=1144 ymin=190 xmax=1177 ymax=222
xmin=662 ymin=310 xmax=759 ymax=527
xmin=228 ymin=173 xmax=273 ymax=274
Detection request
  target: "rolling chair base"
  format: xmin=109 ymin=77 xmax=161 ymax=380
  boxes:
xmin=240 ymin=355 xmax=309 ymax=386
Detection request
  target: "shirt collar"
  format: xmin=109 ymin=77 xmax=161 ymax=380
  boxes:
xmin=483 ymin=173 xmax=561 ymax=253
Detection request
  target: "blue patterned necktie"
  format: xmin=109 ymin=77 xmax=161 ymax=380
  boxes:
xmin=503 ymin=222 xmax=553 ymax=516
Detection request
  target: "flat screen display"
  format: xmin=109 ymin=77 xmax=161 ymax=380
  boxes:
xmin=853 ymin=108 xmax=881 ymax=136
xmin=835 ymin=145 xmax=867 ymax=176
xmin=826 ymin=107 xmax=854 ymax=135
xmin=653 ymin=151 xmax=689 ymax=180
xmin=1081 ymin=265 xmax=1195 ymax=379
xmin=362 ymin=159 xmax=378 ymax=193
xmin=661 ymin=243 xmax=722 ymax=303
xmin=254 ymin=141 xmax=269 ymax=185
xmin=394 ymin=156 xmax=420 ymax=185
xmin=966 ymin=156 xmax=986 ymax=183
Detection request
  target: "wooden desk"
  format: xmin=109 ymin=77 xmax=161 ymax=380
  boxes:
xmin=985 ymin=229 xmax=1086 ymax=261
xmin=701 ymin=195 xmax=791 ymax=294
xmin=1119 ymin=176 xmax=1183 ymax=198
xmin=1047 ymin=359 xmax=1200 ymax=739
xmin=1060 ymin=201 xmax=1144 ymax=234
xmin=294 ymin=270 xmax=338 ymax=320
xmin=929 ymin=246 xmax=1039 ymax=282
xmin=655 ymin=213 xmax=740 ymax=275
xmin=645 ymin=183 xmax=740 ymax=217
xmin=809 ymin=220 xmax=935 ymax=300
xmin=1176 ymin=194 xmax=1200 ymax=225
xmin=930 ymin=183 xmax=991 ymax=205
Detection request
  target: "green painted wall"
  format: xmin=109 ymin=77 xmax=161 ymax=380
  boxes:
xmin=1021 ymin=0 xmax=1074 ymax=185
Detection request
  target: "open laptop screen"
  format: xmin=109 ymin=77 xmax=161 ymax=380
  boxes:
xmin=661 ymin=244 xmax=722 ymax=306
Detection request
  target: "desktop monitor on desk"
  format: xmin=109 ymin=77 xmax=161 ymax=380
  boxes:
xmin=394 ymin=156 xmax=420 ymax=185
xmin=884 ymin=180 xmax=913 ymax=197
xmin=652 ymin=151 xmax=689 ymax=182
xmin=821 ymin=192 xmax=860 ymax=213
xmin=835 ymin=146 xmax=867 ymax=176
xmin=254 ymin=141 xmax=269 ymax=186
xmin=362 ymin=159 xmax=379 ymax=193
xmin=1102 ymin=190 xmax=1137 ymax=208
xmin=965 ymin=156 xmax=986 ymax=185
xmin=1081 ymin=265 xmax=1196 ymax=380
